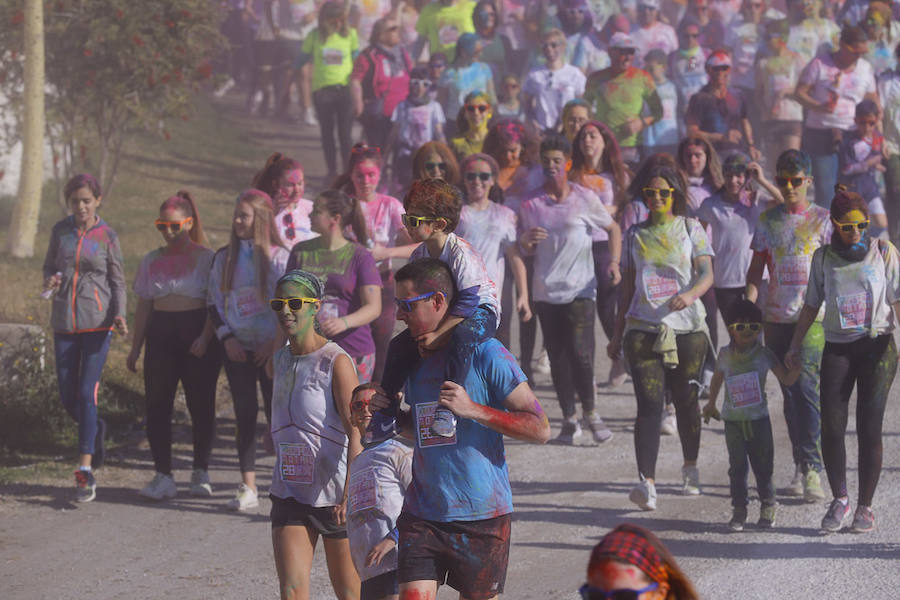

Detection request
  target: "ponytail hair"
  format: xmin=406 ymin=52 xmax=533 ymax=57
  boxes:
xmin=317 ymin=189 xmax=369 ymax=246
xmin=332 ymin=143 xmax=384 ymax=196
xmin=252 ymin=152 xmax=304 ymax=204
xmin=160 ymin=190 xmax=207 ymax=246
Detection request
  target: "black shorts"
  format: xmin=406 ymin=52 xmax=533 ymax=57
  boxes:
xmin=269 ymin=495 xmax=348 ymax=539
xmin=253 ymin=40 xmax=279 ymax=68
xmin=397 ymin=512 xmax=511 ymax=600
xmin=361 ymin=570 xmax=399 ymax=600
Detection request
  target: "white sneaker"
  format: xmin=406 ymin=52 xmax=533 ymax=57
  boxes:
xmin=682 ymin=465 xmax=701 ymax=496
xmin=629 ymin=478 xmax=657 ymax=511
xmin=140 ymin=472 xmax=177 ymax=501
xmin=190 ymin=469 xmax=213 ymax=497
xmin=660 ymin=404 xmax=677 ymax=436
xmin=303 ymin=107 xmax=318 ymax=127
xmin=584 ymin=412 xmax=613 ymax=443
xmin=226 ymin=483 xmax=259 ymax=511
xmin=213 ymin=77 xmax=236 ymax=98
xmin=533 ymin=350 xmax=551 ymax=375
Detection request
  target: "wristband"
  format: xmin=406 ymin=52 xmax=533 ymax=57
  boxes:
xmin=341 ymin=317 xmax=350 ymax=330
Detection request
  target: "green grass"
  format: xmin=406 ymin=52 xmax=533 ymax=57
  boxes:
xmin=0 ymin=95 xmax=281 ymax=469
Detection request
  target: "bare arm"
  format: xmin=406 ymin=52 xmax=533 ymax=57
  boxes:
xmin=126 ymin=297 xmax=153 ymax=372
xmin=793 ymin=81 xmax=826 ymax=112
xmin=784 ymin=304 xmax=819 ymax=369
xmin=504 ymin=243 xmax=531 ymax=321
xmin=607 ymin=261 xmax=635 ymax=358
xmin=438 ymin=380 xmax=551 ymax=443
xmin=702 ymin=368 xmax=725 ymax=423
xmin=350 ymin=79 xmax=364 ymax=118
xmin=332 ymin=353 xmax=363 ymax=524
xmin=745 ymin=250 xmax=767 ymax=303
xmin=669 ymin=254 xmax=713 ymax=311
xmin=605 ymin=220 xmax=622 ymax=285
xmin=771 ymin=361 xmax=802 ymax=387
xmin=320 ymin=284 xmax=382 ymax=338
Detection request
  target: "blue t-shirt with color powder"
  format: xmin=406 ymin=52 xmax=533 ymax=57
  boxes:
xmin=402 ymin=338 xmax=526 ymax=522
xmin=715 ymin=342 xmax=778 ymax=422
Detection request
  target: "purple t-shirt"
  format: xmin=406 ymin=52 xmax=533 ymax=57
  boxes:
xmin=287 ymin=240 xmax=382 ymax=358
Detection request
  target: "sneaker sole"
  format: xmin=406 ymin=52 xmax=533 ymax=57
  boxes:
xmin=820 ymin=513 xmax=851 ymax=533
xmin=227 ymin=500 xmax=260 ymax=511
xmin=77 ymin=489 xmax=96 ymax=503
xmin=850 ymin=524 xmax=875 ymax=533
xmin=190 ymin=485 xmax=213 ymax=498
xmin=140 ymin=490 xmax=177 ymax=501
xmin=728 ymin=523 xmax=744 ymax=532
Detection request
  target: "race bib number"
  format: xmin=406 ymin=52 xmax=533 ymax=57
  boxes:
xmin=642 ymin=266 xmax=680 ymax=306
xmin=323 ymin=47 xmax=344 ymax=66
xmin=234 ymin=286 xmax=265 ymax=319
xmin=837 ymin=292 xmax=870 ymax=329
xmin=279 ymin=442 xmax=314 ymax=484
xmin=438 ymin=25 xmax=459 ymax=46
xmin=348 ymin=467 xmax=378 ymax=514
xmin=776 ymin=255 xmax=810 ymax=287
xmin=726 ymin=372 xmax=763 ymax=409
xmin=415 ymin=401 xmax=457 ymax=448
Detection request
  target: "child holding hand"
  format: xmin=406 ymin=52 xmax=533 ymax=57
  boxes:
xmin=702 ymin=300 xmax=800 ymax=532
xmin=347 ymin=383 xmax=413 ymax=600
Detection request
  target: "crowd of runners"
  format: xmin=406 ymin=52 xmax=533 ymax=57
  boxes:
xmin=37 ymin=0 xmax=900 ymax=598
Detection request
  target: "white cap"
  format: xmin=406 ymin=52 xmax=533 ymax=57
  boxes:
xmin=608 ymin=32 xmax=637 ymax=49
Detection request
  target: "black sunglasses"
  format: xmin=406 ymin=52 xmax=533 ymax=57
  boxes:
xmin=579 ymin=582 xmax=659 ymax=600
xmin=775 ymin=176 xmax=806 ymax=188
xmin=424 ymin=161 xmax=447 ymax=172
xmin=466 ymin=172 xmax=492 ymax=182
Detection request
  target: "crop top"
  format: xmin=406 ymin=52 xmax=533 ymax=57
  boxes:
xmin=133 ymin=243 xmax=215 ymax=301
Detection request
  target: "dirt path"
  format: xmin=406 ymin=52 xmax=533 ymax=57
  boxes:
xmin=2 ymin=94 xmax=898 ymax=599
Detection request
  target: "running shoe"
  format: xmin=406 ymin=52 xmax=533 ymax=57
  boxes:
xmin=584 ymin=412 xmax=613 ymax=444
xmin=213 ymin=77 xmax=236 ymax=97
xmin=430 ymin=408 xmax=457 ymax=438
xmin=226 ymin=483 xmax=259 ymax=511
xmin=303 ymin=108 xmax=318 ymax=127
xmin=599 ymin=358 xmax=628 ymax=388
xmin=75 ymin=469 xmax=96 ymax=503
xmin=92 ymin=417 xmax=107 ymax=469
xmin=555 ymin=417 xmax=582 ymax=445
xmin=660 ymin=404 xmax=677 ymax=436
xmin=728 ymin=505 xmax=747 ymax=531
xmin=364 ymin=410 xmax=400 ymax=448
xmin=820 ymin=498 xmax=851 ymax=533
xmin=140 ymin=472 xmax=177 ymax=501
xmin=682 ymin=465 xmax=701 ymax=496
xmin=850 ymin=505 xmax=875 ymax=533
xmin=190 ymin=469 xmax=213 ymax=497
xmin=533 ymin=350 xmax=551 ymax=375
xmin=780 ymin=464 xmax=803 ymax=497
xmin=803 ymin=469 xmax=826 ymax=503
xmin=629 ymin=478 xmax=657 ymax=511
xmin=758 ymin=502 xmax=777 ymax=529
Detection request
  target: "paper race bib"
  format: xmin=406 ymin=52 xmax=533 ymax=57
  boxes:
xmin=348 ymin=467 xmax=378 ymax=514
xmin=279 ymin=442 xmax=314 ymax=484
xmin=438 ymin=25 xmax=459 ymax=46
xmin=776 ymin=255 xmax=811 ymax=286
xmin=234 ymin=286 xmax=265 ymax=320
xmin=837 ymin=291 xmax=870 ymax=329
xmin=322 ymin=47 xmax=344 ymax=66
xmin=642 ymin=266 xmax=680 ymax=306
xmin=415 ymin=401 xmax=457 ymax=448
xmin=726 ymin=372 xmax=763 ymax=409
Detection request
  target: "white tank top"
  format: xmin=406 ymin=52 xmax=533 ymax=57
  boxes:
xmin=270 ymin=341 xmax=350 ymax=506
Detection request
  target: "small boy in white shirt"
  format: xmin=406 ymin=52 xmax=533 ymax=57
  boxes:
xmin=522 ymin=28 xmax=587 ymax=133
xmin=347 ymin=384 xmax=413 ymax=600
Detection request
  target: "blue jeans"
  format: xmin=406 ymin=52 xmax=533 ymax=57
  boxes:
xmin=764 ymin=321 xmax=824 ymax=473
xmin=54 ymin=330 xmax=113 ymax=455
xmin=725 ymin=417 xmax=775 ymax=507
xmin=803 ymin=127 xmax=839 ymax=209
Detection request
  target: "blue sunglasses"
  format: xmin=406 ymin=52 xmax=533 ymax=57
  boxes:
xmin=393 ymin=291 xmax=437 ymax=312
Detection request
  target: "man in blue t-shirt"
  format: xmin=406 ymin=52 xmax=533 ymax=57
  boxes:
xmin=369 ymin=257 xmax=550 ymax=600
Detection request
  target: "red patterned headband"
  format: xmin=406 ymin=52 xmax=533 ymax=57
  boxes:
xmin=590 ymin=529 xmax=667 ymax=584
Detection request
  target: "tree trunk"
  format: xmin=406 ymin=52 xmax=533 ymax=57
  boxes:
xmin=6 ymin=0 xmax=45 ymax=258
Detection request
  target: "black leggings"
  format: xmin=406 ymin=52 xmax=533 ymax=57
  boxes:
xmin=592 ymin=241 xmax=619 ymax=341
xmin=820 ymin=335 xmax=897 ymax=506
xmin=535 ymin=298 xmax=596 ymax=419
xmin=223 ymin=353 xmax=273 ymax=473
xmin=144 ymin=309 xmax=222 ymax=475
xmin=313 ymin=84 xmax=353 ymax=175
xmin=624 ymin=330 xmax=707 ymax=479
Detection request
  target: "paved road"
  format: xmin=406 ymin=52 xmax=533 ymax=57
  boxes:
xmin=2 ymin=95 xmax=898 ymax=599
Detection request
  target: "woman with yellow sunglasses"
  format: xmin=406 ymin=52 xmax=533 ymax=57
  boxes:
xmin=268 ymin=269 xmax=362 ymax=600
xmin=786 ymin=186 xmax=900 ymax=534
xmin=128 ymin=190 xmax=222 ymax=502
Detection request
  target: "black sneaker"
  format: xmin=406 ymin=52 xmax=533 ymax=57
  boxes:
xmin=92 ymin=418 xmax=107 ymax=469
xmin=363 ymin=410 xmax=399 ymax=448
xmin=729 ymin=505 xmax=747 ymax=531
xmin=758 ymin=502 xmax=777 ymax=529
